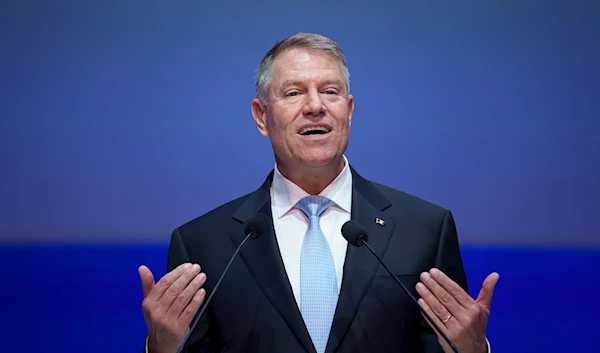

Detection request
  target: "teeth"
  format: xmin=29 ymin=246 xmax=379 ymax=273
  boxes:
xmin=300 ymin=126 xmax=330 ymax=135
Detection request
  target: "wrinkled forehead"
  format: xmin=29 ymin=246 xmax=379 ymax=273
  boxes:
xmin=272 ymin=48 xmax=343 ymax=79
xmin=269 ymin=48 xmax=345 ymax=89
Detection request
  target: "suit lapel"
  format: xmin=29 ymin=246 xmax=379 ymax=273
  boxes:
xmin=325 ymin=168 xmax=396 ymax=353
xmin=229 ymin=172 xmax=316 ymax=353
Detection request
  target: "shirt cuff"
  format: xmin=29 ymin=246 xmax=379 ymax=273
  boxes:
xmin=145 ymin=334 xmax=149 ymax=353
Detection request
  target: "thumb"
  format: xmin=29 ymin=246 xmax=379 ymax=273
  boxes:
xmin=475 ymin=272 xmax=499 ymax=309
xmin=138 ymin=265 xmax=155 ymax=298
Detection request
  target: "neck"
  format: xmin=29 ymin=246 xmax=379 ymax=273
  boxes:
xmin=276 ymin=157 xmax=345 ymax=195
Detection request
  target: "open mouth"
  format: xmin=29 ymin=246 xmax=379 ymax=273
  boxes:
xmin=299 ymin=126 xmax=331 ymax=136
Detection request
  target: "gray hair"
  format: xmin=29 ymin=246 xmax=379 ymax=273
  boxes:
xmin=255 ymin=33 xmax=350 ymax=104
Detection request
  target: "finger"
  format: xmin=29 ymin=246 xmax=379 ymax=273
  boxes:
xmin=420 ymin=271 xmax=462 ymax=316
xmin=146 ymin=262 xmax=192 ymax=301
xmin=476 ymin=272 xmax=500 ymax=309
xmin=159 ymin=263 xmax=202 ymax=307
xmin=418 ymin=297 xmax=449 ymax=334
xmin=138 ymin=265 xmax=155 ymax=298
xmin=167 ymin=272 xmax=207 ymax=318
xmin=416 ymin=281 xmax=454 ymax=325
xmin=418 ymin=298 xmax=453 ymax=352
xmin=429 ymin=268 xmax=473 ymax=308
xmin=179 ymin=288 xmax=207 ymax=325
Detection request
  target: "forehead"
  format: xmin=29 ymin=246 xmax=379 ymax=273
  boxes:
xmin=270 ymin=48 xmax=344 ymax=85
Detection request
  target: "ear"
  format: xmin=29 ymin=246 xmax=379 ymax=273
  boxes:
xmin=347 ymin=94 xmax=354 ymax=127
xmin=251 ymin=98 xmax=269 ymax=137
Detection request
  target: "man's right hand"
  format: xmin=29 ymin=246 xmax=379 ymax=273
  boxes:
xmin=139 ymin=263 xmax=207 ymax=353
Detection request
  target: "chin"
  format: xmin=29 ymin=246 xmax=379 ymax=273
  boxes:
xmin=298 ymin=153 xmax=342 ymax=168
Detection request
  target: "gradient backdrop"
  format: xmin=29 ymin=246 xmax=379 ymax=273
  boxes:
xmin=1 ymin=1 xmax=599 ymax=352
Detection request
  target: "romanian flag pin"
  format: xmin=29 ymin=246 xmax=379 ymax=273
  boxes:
xmin=375 ymin=218 xmax=385 ymax=226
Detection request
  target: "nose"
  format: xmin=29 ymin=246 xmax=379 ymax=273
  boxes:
xmin=302 ymin=89 xmax=327 ymax=116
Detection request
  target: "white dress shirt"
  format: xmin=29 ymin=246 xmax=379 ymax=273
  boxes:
xmin=270 ymin=155 xmax=352 ymax=308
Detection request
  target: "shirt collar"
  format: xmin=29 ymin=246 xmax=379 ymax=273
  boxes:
xmin=271 ymin=155 xmax=353 ymax=219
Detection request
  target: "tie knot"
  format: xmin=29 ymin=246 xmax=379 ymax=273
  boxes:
xmin=295 ymin=196 xmax=333 ymax=219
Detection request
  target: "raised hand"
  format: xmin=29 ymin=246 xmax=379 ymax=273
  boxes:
xmin=139 ymin=263 xmax=207 ymax=353
xmin=416 ymin=268 xmax=499 ymax=353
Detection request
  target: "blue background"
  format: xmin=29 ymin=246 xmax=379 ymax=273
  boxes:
xmin=1 ymin=1 xmax=599 ymax=352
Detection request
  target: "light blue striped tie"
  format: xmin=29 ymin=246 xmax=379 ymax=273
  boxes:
xmin=295 ymin=196 xmax=338 ymax=353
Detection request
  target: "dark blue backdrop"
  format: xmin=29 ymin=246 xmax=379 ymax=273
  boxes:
xmin=1 ymin=1 xmax=599 ymax=352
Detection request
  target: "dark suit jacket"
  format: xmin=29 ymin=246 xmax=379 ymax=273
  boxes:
xmin=167 ymin=168 xmax=468 ymax=353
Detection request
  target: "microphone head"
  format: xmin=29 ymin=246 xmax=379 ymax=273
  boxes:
xmin=244 ymin=213 xmax=270 ymax=239
xmin=341 ymin=220 xmax=368 ymax=247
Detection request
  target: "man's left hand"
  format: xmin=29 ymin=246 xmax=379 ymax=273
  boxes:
xmin=416 ymin=268 xmax=499 ymax=353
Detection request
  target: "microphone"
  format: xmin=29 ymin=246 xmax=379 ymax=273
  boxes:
xmin=176 ymin=213 xmax=270 ymax=353
xmin=341 ymin=220 xmax=460 ymax=353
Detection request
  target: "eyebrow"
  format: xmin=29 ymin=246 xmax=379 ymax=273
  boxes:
xmin=278 ymin=78 xmax=345 ymax=91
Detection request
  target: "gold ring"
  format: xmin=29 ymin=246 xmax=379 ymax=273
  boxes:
xmin=442 ymin=313 xmax=452 ymax=323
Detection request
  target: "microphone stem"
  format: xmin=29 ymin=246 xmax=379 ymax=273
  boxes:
xmin=361 ymin=238 xmax=460 ymax=353
xmin=176 ymin=232 xmax=252 ymax=353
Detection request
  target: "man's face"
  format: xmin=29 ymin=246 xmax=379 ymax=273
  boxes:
xmin=252 ymin=48 xmax=354 ymax=171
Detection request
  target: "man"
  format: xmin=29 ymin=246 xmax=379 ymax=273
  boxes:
xmin=139 ymin=33 xmax=499 ymax=353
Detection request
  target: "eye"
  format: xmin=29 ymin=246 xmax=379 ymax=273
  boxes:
xmin=287 ymin=91 xmax=300 ymax=97
xmin=324 ymin=89 xmax=338 ymax=95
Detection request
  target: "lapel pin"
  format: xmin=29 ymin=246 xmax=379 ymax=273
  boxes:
xmin=375 ymin=218 xmax=386 ymax=226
